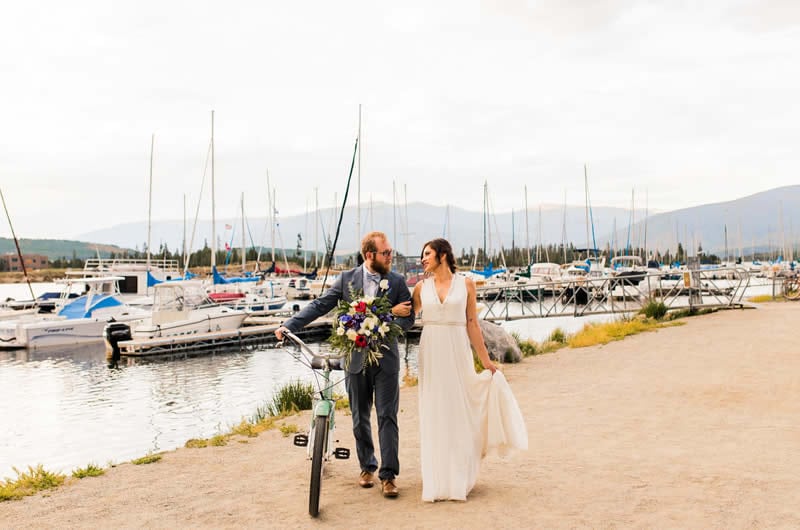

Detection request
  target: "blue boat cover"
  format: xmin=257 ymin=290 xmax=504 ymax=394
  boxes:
xmin=212 ymin=266 xmax=260 ymax=285
xmin=58 ymin=294 xmax=123 ymax=319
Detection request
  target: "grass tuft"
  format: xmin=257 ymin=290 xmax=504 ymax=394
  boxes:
xmin=748 ymin=294 xmax=778 ymax=303
xmin=267 ymin=380 xmax=314 ymax=417
xmin=0 ymin=465 xmax=66 ymax=502
xmin=641 ymin=300 xmax=668 ymax=320
xmin=548 ymin=328 xmax=567 ymax=343
xmin=72 ymin=463 xmax=104 ymax=479
xmin=279 ymin=424 xmax=299 ymax=437
xmin=131 ymin=454 xmax=161 ymax=465
xmin=209 ymin=435 xmax=227 ymax=447
xmin=185 ymin=438 xmax=208 ymax=448
xmin=567 ymin=318 xmax=682 ymax=348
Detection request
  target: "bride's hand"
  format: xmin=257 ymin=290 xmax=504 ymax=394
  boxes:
xmin=392 ymin=301 xmax=412 ymax=317
xmin=483 ymin=359 xmax=498 ymax=374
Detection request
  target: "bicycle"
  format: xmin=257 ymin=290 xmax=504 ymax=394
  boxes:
xmin=783 ymin=273 xmax=800 ymax=301
xmin=278 ymin=330 xmax=350 ymax=517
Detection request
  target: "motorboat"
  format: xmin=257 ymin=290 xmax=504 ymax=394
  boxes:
xmin=128 ymin=280 xmax=248 ymax=340
xmin=0 ymin=276 xmax=150 ymax=349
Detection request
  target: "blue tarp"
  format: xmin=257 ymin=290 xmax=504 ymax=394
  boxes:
xmin=58 ymin=294 xmax=123 ymax=319
xmin=212 ymin=266 xmax=260 ymax=285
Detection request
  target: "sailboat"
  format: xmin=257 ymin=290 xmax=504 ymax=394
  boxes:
xmin=469 ymin=182 xmax=506 ymax=279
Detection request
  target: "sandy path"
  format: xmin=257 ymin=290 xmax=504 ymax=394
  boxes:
xmin=3 ymin=303 xmax=800 ymax=529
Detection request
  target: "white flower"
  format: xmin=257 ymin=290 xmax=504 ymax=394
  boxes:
xmin=336 ymin=326 xmax=346 ymax=336
xmin=379 ymin=279 xmax=389 ymax=290
xmin=346 ymin=329 xmax=358 ymax=341
xmin=379 ymin=322 xmax=390 ymax=336
xmin=363 ymin=296 xmax=375 ymax=304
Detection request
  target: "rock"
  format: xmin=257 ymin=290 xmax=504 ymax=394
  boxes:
xmin=479 ymin=319 xmax=522 ymax=363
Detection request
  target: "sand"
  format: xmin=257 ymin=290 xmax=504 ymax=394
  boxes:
xmin=3 ymin=302 xmax=800 ymax=529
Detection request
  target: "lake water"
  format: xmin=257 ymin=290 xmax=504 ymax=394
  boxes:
xmin=0 ymin=280 xmax=774 ymax=480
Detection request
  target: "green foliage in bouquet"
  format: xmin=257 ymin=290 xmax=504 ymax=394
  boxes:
xmin=328 ymin=286 xmax=403 ymax=370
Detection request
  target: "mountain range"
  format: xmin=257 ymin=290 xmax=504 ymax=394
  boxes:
xmin=66 ymin=185 xmax=800 ymax=260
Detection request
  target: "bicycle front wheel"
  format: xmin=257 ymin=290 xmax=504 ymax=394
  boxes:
xmin=786 ymin=278 xmax=800 ymax=300
xmin=309 ymin=415 xmax=329 ymax=517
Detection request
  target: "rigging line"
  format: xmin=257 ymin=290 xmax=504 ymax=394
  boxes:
xmin=319 ymin=136 xmax=359 ymax=297
xmin=0 ymin=188 xmax=36 ymax=303
xmin=184 ymin=139 xmax=213 ymax=278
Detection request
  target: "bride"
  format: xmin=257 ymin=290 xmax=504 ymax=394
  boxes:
xmin=411 ymin=238 xmax=528 ymax=502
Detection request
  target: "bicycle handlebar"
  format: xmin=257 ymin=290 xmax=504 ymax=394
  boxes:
xmin=279 ymin=330 xmax=346 ymax=361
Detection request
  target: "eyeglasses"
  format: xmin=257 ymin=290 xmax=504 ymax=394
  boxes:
xmin=374 ymin=249 xmax=393 ymax=258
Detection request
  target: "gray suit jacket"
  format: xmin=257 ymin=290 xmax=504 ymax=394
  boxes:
xmin=282 ymin=266 xmax=415 ymax=374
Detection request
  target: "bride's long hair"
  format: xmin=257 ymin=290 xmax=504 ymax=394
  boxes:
xmin=421 ymin=238 xmax=456 ymax=273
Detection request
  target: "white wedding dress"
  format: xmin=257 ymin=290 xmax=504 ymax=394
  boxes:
xmin=418 ymin=273 xmax=528 ymax=502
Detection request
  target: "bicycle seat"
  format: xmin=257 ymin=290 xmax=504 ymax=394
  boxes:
xmin=311 ymin=357 xmax=344 ymax=371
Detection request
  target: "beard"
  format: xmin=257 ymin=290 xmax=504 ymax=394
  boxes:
xmin=371 ymin=260 xmax=390 ymax=275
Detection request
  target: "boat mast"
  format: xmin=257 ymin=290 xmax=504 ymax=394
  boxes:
xmin=524 ymin=185 xmax=530 ymax=265
xmin=584 ymin=164 xmax=590 ymax=256
xmin=404 ymin=183 xmax=409 ymax=258
xmin=241 ymin=192 xmax=246 ymax=273
xmin=147 ymin=133 xmax=154 ymax=274
xmin=561 ymin=190 xmax=567 ymax=264
xmin=0 ymin=188 xmax=36 ymax=303
xmin=483 ymin=181 xmax=488 ymax=266
xmin=356 ymin=104 xmax=362 ymax=245
xmin=314 ymin=187 xmax=319 ymax=268
xmin=211 ymin=110 xmax=217 ymax=272
xmin=392 ymin=180 xmax=397 ymax=251
xmin=267 ymin=170 xmax=275 ymax=262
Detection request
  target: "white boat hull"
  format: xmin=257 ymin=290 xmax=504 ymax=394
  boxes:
xmin=0 ymin=314 xmax=147 ymax=350
xmin=132 ymin=309 xmax=248 ymax=340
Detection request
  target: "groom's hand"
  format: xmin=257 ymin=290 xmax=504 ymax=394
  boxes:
xmin=391 ymin=301 xmax=412 ymax=317
xmin=274 ymin=326 xmax=289 ymax=341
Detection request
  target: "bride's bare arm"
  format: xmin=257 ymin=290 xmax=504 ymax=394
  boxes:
xmin=464 ymin=277 xmax=497 ymax=373
xmin=412 ymin=282 xmax=423 ymax=317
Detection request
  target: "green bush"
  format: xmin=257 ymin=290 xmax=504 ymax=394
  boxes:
xmin=548 ymin=328 xmax=567 ymax=344
xmin=268 ymin=379 xmax=314 ymax=416
xmin=0 ymin=465 xmax=65 ymax=501
xmin=642 ymin=300 xmax=668 ymax=320
xmin=72 ymin=463 xmax=104 ymax=479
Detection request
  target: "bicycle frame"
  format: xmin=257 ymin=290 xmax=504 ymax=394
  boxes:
xmin=279 ymin=330 xmax=349 ymax=517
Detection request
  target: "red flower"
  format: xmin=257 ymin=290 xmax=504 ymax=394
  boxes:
xmin=355 ymin=335 xmax=368 ymax=348
xmin=354 ymin=301 xmax=367 ymax=313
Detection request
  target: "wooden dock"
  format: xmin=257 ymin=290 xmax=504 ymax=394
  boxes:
xmin=114 ymin=314 xmax=424 ymax=358
xmin=116 ymin=318 xmax=333 ymax=357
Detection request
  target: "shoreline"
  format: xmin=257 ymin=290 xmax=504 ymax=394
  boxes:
xmin=2 ymin=302 xmax=800 ymax=528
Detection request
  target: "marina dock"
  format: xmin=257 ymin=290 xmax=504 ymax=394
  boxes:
xmin=115 ymin=318 xmax=332 ymax=357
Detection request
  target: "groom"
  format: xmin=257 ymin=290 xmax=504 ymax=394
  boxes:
xmin=275 ymin=231 xmax=414 ymax=498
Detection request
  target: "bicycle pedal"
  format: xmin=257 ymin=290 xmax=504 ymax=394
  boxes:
xmin=293 ymin=434 xmax=308 ymax=447
xmin=333 ymin=447 xmax=350 ymax=459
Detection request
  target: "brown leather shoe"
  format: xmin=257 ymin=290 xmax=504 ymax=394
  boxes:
xmin=381 ymin=478 xmax=399 ymax=498
xmin=359 ymin=470 xmax=375 ymax=488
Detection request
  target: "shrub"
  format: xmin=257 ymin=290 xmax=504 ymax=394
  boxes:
xmin=641 ymin=300 xmax=668 ymax=320
xmin=548 ymin=328 xmax=567 ymax=344
xmin=268 ymin=380 xmax=314 ymax=416
xmin=279 ymin=424 xmax=299 ymax=437
xmin=131 ymin=454 xmax=161 ymax=465
xmin=0 ymin=465 xmax=65 ymax=501
xmin=72 ymin=463 xmax=104 ymax=479
xmin=517 ymin=339 xmax=539 ymax=357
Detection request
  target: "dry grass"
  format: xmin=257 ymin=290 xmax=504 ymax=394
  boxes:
xmin=0 ymin=465 xmax=66 ymax=502
xmin=568 ymin=318 xmax=683 ymax=348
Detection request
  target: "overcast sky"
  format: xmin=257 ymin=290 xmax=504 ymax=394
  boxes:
xmin=2 ymin=0 xmax=799 ymax=241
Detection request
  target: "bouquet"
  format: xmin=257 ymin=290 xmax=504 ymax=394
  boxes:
xmin=328 ymin=285 xmax=403 ymax=370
